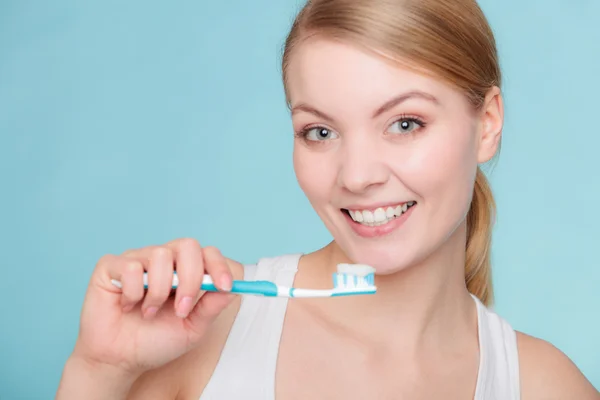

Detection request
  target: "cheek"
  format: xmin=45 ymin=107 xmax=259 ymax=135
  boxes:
xmin=293 ymin=145 xmax=335 ymax=205
xmin=401 ymin=124 xmax=479 ymax=208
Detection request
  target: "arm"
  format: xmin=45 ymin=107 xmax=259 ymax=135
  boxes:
xmin=56 ymin=356 xmax=182 ymax=400
xmin=56 ymin=356 xmax=141 ymax=400
xmin=517 ymin=332 xmax=599 ymax=399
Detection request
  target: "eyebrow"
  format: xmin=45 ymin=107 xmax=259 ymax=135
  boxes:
xmin=290 ymin=90 xmax=439 ymax=122
xmin=372 ymin=90 xmax=439 ymax=118
xmin=290 ymin=103 xmax=336 ymax=123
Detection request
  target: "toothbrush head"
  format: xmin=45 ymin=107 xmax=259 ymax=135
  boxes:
xmin=332 ymin=263 xmax=377 ymax=295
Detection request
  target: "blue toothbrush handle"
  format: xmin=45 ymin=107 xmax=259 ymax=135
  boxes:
xmin=202 ymin=277 xmax=280 ymax=297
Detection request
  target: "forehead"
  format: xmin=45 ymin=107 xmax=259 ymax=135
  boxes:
xmin=286 ymin=38 xmax=461 ymax=112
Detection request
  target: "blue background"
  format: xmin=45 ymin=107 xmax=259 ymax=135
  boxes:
xmin=0 ymin=0 xmax=598 ymax=397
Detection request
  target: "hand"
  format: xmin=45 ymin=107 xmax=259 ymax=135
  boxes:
xmin=69 ymin=238 xmax=235 ymax=377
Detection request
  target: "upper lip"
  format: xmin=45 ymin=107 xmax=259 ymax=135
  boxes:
xmin=342 ymin=201 xmax=415 ymax=212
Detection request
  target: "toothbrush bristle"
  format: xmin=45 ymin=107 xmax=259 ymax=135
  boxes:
xmin=333 ymin=263 xmax=376 ymax=291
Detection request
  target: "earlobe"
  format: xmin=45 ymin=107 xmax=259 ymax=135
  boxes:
xmin=477 ymin=87 xmax=504 ymax=164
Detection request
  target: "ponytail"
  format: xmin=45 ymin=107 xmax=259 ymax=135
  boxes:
xmin=465 ymin=167 xmax=496 ymax=307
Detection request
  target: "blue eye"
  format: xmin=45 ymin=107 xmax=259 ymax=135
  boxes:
xmin=304 ymin=127 xmax=339 ymax=141
xmin=388 ymin=117 xmax=425 ymax=135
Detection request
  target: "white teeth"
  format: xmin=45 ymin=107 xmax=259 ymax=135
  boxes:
xmin=373 ymin=208 xmax=386 ymax=222
xmin=355 ymin=211 xmax=364 ymax=222
xmin=385 ymin=207 xmax=395 ymax=219
xmin=395 ymin=205 xmax=402 ymax=215
xmin=347 ymin=202 xmax=416 ymax=226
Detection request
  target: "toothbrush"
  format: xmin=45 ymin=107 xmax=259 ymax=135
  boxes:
xmin=111 ymin=263 xmax=376 ymax=298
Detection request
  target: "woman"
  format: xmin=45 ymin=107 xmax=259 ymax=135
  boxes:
xmin=57 ymin=0 xmax=598 ymax=398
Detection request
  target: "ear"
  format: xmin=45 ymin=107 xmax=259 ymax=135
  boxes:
xmin=477 ymin=86 xmax=503 ymax=164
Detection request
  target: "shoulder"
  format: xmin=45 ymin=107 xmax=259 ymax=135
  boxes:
xmin=516 ymin=331 xmax=599 ymax=399
xmin=127 ymin=258 xmax=246 ymax=399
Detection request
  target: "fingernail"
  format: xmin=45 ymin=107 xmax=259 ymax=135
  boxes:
xmin=220 ymin=275 xmax=232 ymax=291
xmin=143 ymin=306 xmax=158 ymax=319
xmin=176 ymin=296 xmax=193 ymax=318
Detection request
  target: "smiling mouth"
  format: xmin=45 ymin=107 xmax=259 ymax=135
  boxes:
xmin=341 ymin=201 xmax=417 ymax=227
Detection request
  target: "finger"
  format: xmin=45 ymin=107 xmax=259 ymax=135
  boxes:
xmin=95 ymin=254 xmax=143 ymax=290
xmin=202 ymin=246 xmax=233 ymax=292
xmin=119 ymin=259 xmax=145 ymax=312
xmin=141 ymin=247 xmax=174 ymax=319
xmin=121 ymin=247 xmax=155 ymax=268
xmin=167 ymin=238 xmax=204 ymax=319
xmin=186 ymin=292 xmax=235 ymax=334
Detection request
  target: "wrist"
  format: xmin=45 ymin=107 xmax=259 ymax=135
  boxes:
xmin=56 ymin=355 xmax=140 ymax=400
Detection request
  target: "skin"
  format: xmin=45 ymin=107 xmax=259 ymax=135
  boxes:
xmin=56 ymin=39 xmax=599 ymax=399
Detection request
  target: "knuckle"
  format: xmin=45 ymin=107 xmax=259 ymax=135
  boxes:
xmin=121 ymin=248 xmax=137 ymax=257
xmin=122 ymin=244 xmax=154 ymax=257
xmin=96 ymin=254 xmax=117 ymax=269
xmin=123 ymin=259 xmax=142 ymax=273
xmin=151 ymin=246 xmax=173 ymax=260
xmin=177 ymin=237 xmax=201 ymax=252
xmin=203 ymin=245 xmax=222 ymax=257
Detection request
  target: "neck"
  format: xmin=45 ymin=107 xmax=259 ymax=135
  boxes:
xmin=300 ymin=223 xmax=477 ymax=354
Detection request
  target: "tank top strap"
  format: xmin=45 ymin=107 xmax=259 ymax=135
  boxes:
xmin=472 ymin=294 xmax=521 ymax=400
xmin=253 ymin=253 xmax=301 ymax=286
xmin=199 ymin=254 xmax=302 ymax=400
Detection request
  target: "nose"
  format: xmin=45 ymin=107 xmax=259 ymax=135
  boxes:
xmin=337 ymin=138 xmax=390 ymax=194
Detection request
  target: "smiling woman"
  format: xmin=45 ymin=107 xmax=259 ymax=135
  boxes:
xmin=287 ymin=36 xmax=499 ymax=292
xmin=55 ymin=0 xmax=599 ymax=399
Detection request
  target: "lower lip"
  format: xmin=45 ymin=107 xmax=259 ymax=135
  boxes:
xmin=343 ymin=205 xmax=416 ymax=238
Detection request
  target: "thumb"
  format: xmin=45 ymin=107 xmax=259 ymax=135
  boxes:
xmin=184 ymin=292 xmax=236 ymax=339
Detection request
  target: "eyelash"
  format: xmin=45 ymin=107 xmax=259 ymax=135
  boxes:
xmin=295 ymin=114 xmax=427 ymax=142
xmin=295 ymin=125 xmax=328 ymax=141
xmin=393 ymin=114 xmax=427 ymax=131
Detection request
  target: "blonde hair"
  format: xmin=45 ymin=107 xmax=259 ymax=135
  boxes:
xmin=281 ymin=0 xmax=500 ymax=306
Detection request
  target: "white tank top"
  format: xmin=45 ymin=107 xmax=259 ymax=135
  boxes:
xmin=200 ymin=254 xmax=521 ymax=399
